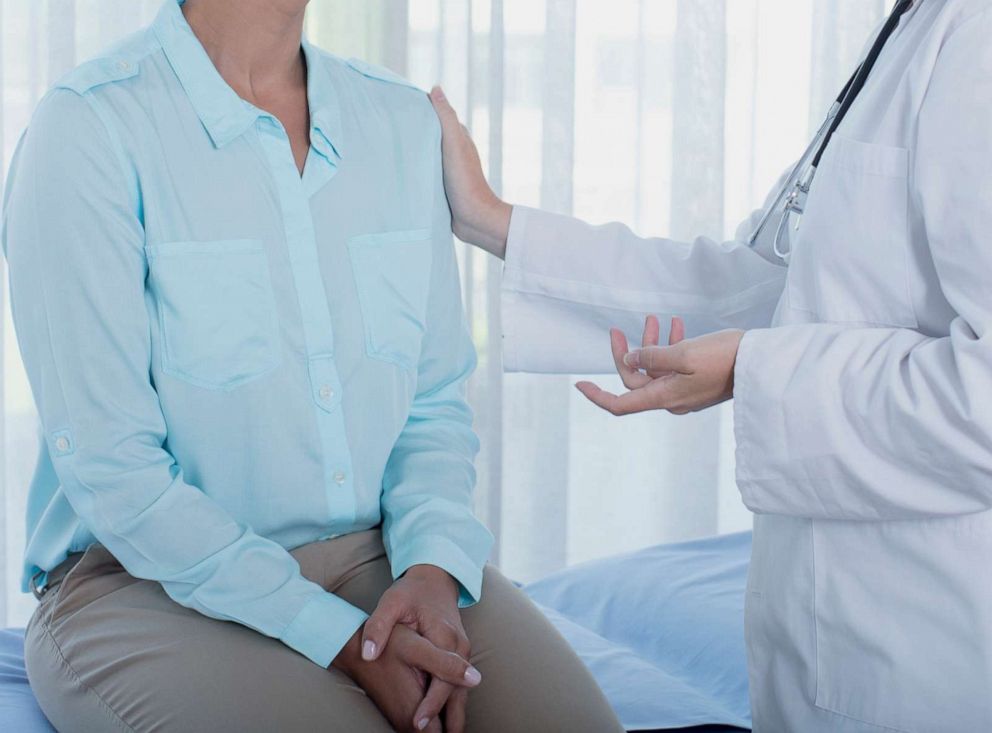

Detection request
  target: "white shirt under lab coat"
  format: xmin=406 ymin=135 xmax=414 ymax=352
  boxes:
xmin=501 ymin=1 xmax=992 ymax=730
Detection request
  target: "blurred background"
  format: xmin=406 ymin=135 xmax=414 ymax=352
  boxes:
xmin=0 ymin=0 xmax=887 ymax=628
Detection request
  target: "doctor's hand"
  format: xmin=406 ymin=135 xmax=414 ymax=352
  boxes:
xmin=429 ymin=86 xmax=512 ymax=259
xmin=576 ymin=316 xmax=744 ymax=416
xmin=361 ymin=564 xmax=478 ymax=732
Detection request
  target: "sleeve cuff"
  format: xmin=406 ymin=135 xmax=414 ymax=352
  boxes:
xmin=389 ymin=534 xmax=486 ymax=608
xmin=732 ymin=328 xmax=762 ymax=501
xmin=279 ymin=591 xmax=369 ymax=668
xmin=732 ymin=327 xmax=812 ymax=515
xmin=504 ymin=205 xmax=532 ymax=272
xmin=501 ymin=205 xmax=535 ymax=374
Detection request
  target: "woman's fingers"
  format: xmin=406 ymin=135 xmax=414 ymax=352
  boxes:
xmin=669 ymin=316 xmax=685 ymax=345
xmin=404 ymin=635 xmax=482 ymax=689
xmin=612 ymin=328 xmax=651 ymax=390
xmin=623 ymin=343 xmax=688 ymax=375
xmin=429 ymin=86 xmax=461 ymax=135
xmin=413 ymin=618 xmax=471 ymax=732
xmin=618 ymin=316 xmax=681 ymax=380
xmin=413 ymin=679 xmax=458 ymax=732
xmin=642 ymin=315 xmax=661 ymax=348
xmin=362 ymin=592 xmax=408 ymax=661
xmin=445 ymin=688 xmax=469 ymax=733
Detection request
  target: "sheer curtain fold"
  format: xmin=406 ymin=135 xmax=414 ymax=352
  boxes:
xmin=0 ymin=0 xmax=885 ymax=626
xmin=809 ymin=0 xmax=886 ymax=130
xmin=0 ymin=0 xmax=5 ymax=634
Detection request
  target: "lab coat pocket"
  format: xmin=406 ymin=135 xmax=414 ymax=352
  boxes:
xmin=787 ymin=134 xmax=917 ymax=328
xmin=146 ymin=239 xmax=282 ymax=390
xmin=348 ymin=229 xmax=432 ymax=371
xmin=812 ymin=521 xmax=990 ymax=732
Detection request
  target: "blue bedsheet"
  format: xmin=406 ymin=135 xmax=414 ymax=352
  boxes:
xmin=0 ymin=628 xmax=53 ymax=732
xmin=0 ymin=531 xmax=752 ymax=732
xmin=525 ymin=531 xmax=752 ymax=731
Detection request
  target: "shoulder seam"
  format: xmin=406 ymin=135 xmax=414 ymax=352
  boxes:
xmin=54 ymin=29 xmax=159 ymax=95
xmin=344 ymin=57 xmax=423 ymax=93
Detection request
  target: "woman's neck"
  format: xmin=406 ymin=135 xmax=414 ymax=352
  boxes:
xmin=181 ymin=0 xmax=308 ymax=101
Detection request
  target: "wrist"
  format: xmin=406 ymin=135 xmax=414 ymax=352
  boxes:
xmin=404 ymin=564 xmax=459 ymax=603
xmin=330 ymin=626 xmax=362 ymax=673
xmin=453 ymin=197 xmax=511 ymax=259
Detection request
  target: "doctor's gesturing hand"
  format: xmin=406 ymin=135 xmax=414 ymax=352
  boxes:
xmin=430 ymin=85 xmax=747 ymax=419
xmin=576 ymin=316 xmax=745 ymax=416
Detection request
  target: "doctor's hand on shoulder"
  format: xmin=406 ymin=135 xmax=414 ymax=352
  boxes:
xmin=430 ymin=86 xmax=512 ymax=259
xmin=430 ymin=86 xmax=745 ymax=418
xmin=576 ymin=315 xmax=744 ymax=417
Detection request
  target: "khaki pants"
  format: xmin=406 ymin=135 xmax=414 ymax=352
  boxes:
xmin=24 ymin=529 xmax=624 ymax=732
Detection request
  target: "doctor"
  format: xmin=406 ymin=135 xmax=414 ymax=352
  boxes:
xmin=430 ymin=0 xmax=992 ymax=730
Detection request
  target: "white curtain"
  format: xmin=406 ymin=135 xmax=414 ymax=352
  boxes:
xmin=0 ymin=0 xmax=886 ymax=628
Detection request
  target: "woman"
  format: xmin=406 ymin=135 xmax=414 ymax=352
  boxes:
xmin=429 ymin=0 xmax=992 ymax=730
xmin=2 ymin=1 xmax=624 ymax=731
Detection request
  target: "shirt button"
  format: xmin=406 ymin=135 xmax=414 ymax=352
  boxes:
xmin=54 ymin=437 xmax=70 ymax=452
xmin=319 ymin=384 xmax=334 ymax=401
xmin=115 ymin=60 xmax=131 ymax=72
xmin=333 ymin=471 xmax=347 ymax=486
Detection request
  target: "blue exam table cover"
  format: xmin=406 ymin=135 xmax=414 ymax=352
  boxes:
xmin=0 ymin=627 xmax=53 ymax=732
xmin=524 ymin=531 xmax=752 ymax=731
xmin=0 ymin=531 xmax=752 ymax=732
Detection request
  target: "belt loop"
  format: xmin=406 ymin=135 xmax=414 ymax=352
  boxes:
xmin=30 ymin=551 xmax=86 ymax=601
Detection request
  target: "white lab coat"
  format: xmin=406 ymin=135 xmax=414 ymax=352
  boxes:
xmin=501 ymin=1 xmax=992 ymax=730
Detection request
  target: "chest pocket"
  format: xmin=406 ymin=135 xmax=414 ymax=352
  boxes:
xmin=147 ymin=239 xmax=282 ymax=390
xmin=787 ymin=134 xmax=917 ymax=328
xmin=348 ymin=229 xmax=433 ymax=371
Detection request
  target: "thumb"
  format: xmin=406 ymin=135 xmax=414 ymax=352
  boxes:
xmin=623 ymin=344 xmax=687 ymax=374
xmin=361 ymin=595 xmax=405 ymax=662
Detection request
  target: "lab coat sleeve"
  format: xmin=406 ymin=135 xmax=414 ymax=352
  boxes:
xmin=2 ymin=88 xmax=368 ymax=668
xmin=500 ymin=184 xmax=790 ymax=374
xmin=380 ymin=117 xmax=494 ymax=606
xmin=733 ymin=10 xmax=992 ymax=520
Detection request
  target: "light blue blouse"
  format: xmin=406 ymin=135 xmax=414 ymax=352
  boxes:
xmin=2 ymin=0 xmax=491 ymax=668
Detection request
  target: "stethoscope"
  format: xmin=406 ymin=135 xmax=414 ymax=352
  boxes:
xmin=747 ymin=0 xmax=917 ymax=260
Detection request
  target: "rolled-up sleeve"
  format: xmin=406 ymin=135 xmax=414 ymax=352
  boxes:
xmin=380 ymin=117 xmax=494 ymax=606
xmin=3 ymin=88 xmax=366 ymax=668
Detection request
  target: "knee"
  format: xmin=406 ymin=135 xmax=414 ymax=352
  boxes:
xmin=460 ymin=567 xmax=624 ymax=732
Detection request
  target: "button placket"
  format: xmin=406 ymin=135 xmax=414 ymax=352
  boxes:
xmin=256 ymin=120 xmax=356 ymax=521
xmin=307 ymin=357 xmax=343 ymax=413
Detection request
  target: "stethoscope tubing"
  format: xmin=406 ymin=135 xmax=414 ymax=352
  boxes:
xmin=747 ymin=0 xmax=917 ymax=255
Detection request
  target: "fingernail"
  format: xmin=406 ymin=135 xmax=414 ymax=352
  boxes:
xmin=362 ymin=640 xmax=376 ymax=661
xmin=435 ymin=86 xmax=447 ymax=101
xmin=623 ymin=352 xmax=639 ymax=367
xmin=417 ymin=718 xmax=430 ymax=731
xmin=464 ymin=665 xmax=482 ymax=685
